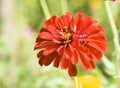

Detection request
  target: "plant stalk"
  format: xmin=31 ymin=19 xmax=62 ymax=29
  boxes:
xmin=74 ymin=76 xmax=78 ymax=88
xmin=60 ymin=0 xmax=68 ymax=14
xmin=104 ymin=1 xmax=120 ymax=88
xmin=40 ymin=0 xmax=50 ymax=19
xmin=105 ymin=1 xmax=120 ymax=52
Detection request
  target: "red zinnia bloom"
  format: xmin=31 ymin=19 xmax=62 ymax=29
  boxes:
xmin=34 ymin=12 xmax=107 ymax=76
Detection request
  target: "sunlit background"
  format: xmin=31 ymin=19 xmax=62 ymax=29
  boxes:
xmin=0 ymin=0 xmax=120 ymax=88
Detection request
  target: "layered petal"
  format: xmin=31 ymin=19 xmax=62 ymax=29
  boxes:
xmin=87 ymin=45 xmax=103 ymax=60
xmin=38 ymin=51 xmax=58 ymax=66
xmin=79 ymin=52 xmax=90 ymax=70
xmin=34 ymin=41 xmax=55 ymax=50
xmin=43 ymin=45 xmax=59 ymax=55
xmin=53 ymin=55 xmax=61 ymax=68
xmin=38 ymin=31 xmax=53 ymax=40
xmin=68 ymin=63 xmax=77 ymax=76
xmin=71 ymin=50 xmax=79 ymax=65
xmin=60 ymin=56 xmax=70 ymax=69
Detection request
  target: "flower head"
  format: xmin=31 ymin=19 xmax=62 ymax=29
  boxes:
xmin=34 ymin=12 xmax=107 ymax=76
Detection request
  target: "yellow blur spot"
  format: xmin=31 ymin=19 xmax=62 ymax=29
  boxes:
xmin=90 ymin=0 xmax=102 ymax=9
xmin=26 ymin=0 xmax=36 ymax=6
xmin=78 ymin=75 xmax=102 ymax=88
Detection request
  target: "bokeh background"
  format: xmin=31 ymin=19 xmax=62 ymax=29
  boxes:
xmin=0 ymin=0 xmax=120 ymax=88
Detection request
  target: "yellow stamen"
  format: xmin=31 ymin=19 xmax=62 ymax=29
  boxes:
xmin=62 ymin=33 xmax=71 ymax=40
xmin=63 ymin=26 xmax=68 ymax=32
xmin=63 ymin=26 xmax=68 ymax=29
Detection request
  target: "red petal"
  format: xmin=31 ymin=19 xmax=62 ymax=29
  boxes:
xmin=68 ymin=63 xmax=77 ymax=76
xmin=53 ymin=55 xmax=61 ymax=68
xmin=42 ymin=57 xmax=53 ymax=66
xmin=69 ymin=44 xmax=74 ymax=52
xmin=79 ymin=17 xmax=96 ymax=31
xmin=64 ymin=13 xmax=73 ymax=26
xmin=78 ymin=44 xmax=90 ymax=54
xmin=71 ymin=50 xmax=78 ymax=65
xmin=37 ymin=50 xmax=44 ymax=58
xmin=79 ymin=52 xmax=90 ymax=70
xmin=36 ymin=38 xmax=46 ymax=43
xmin=55 ymin=13 xmax=73 ymax=29
xmin=55 ymin=18 xmax=64 ymax=30
xmin=36 ymin=28 xmax=50 ymax=42
xmin=88 ymin=34 xmax=106 ymax=42
xmin=57 ymin=45 xmax=64 ymax=55
xmin=53 ymin=39 xmax=61 ymax=43
xmin=75 ymin=12 xmax=84 ymax=24
xmin=66 ymin=12 xmax=73 ymax=22
xmin=34 ymin=41 xmax=54 ymax=50
xmin=38 ymin=56 xmax=44 ymax=66
xmin=87 ymin=45 xmax=103 ymax=61
xmin=75 ymin=12 xmax=84 ymax=33
xmin=52 ymin=31 xmax=62 ymax=41
xmin=87 ymin=53 xmax=93 ymax=60
xmin=39 ymin=31 xmax=53 ymax=40
xmin=97 ymin=25 xmax=104 ymax=32
xmin=46 ymin=25 xmax=57 ymax=33
xmin=88 ymin=42 xmax=107 ymax=53
xmin=60 ymin=57 xmax=69 ymax=69
xmin=71 ymin=39 xmax=78 ymax=47
xmin=42 ymin=52 xmax=57 ymax=66
xmin=84 ymin=16 xmax=97 ymax=28
xmin=89 ymin=60 xmax=96 ymax=69
xmin=45 ymin=16 xmax=57 ymax=25
xmin=43 ymin=46 xmax=58 ymax=55
xmin=64 ymin=46 xmax=72 ymax=60
xmin=85 ymin=25 xmax=100 ymax=35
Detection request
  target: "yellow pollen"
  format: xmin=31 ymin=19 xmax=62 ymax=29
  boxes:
xmin=63 ymin=26 xmax=68 ymax=29
xmin=63 ymin=26 xmax=68 ymax=32
xmin=62 ymin=33 xmax=71 ymax=40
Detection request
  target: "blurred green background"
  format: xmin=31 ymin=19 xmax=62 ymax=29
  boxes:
xmin=0 ymin=0 xmax=120 ymax=88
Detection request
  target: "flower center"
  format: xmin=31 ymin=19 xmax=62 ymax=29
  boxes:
xmin=61 ymin=26 xmax=72 ymax=44
xmin=62 ymin=33 xmax=71 ymax=40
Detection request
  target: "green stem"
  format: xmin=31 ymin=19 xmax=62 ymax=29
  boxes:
xmin=40 ymin=0 xmax=50 ymax=19
xmin=102 ymin=55 xmax=115 ymax=71
xmin=60 ymin=0 xmax=68 ymax=14
xmin=74 ymin=76 xmax=78 ymax=88
xmin=105 ymin=1 xmax=120 ymax=88
xmin=104 ymin=1 xmax=120 ymax=53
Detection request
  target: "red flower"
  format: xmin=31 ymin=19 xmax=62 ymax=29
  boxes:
xmin=34 ymin=12 xmax=107 ymax=76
